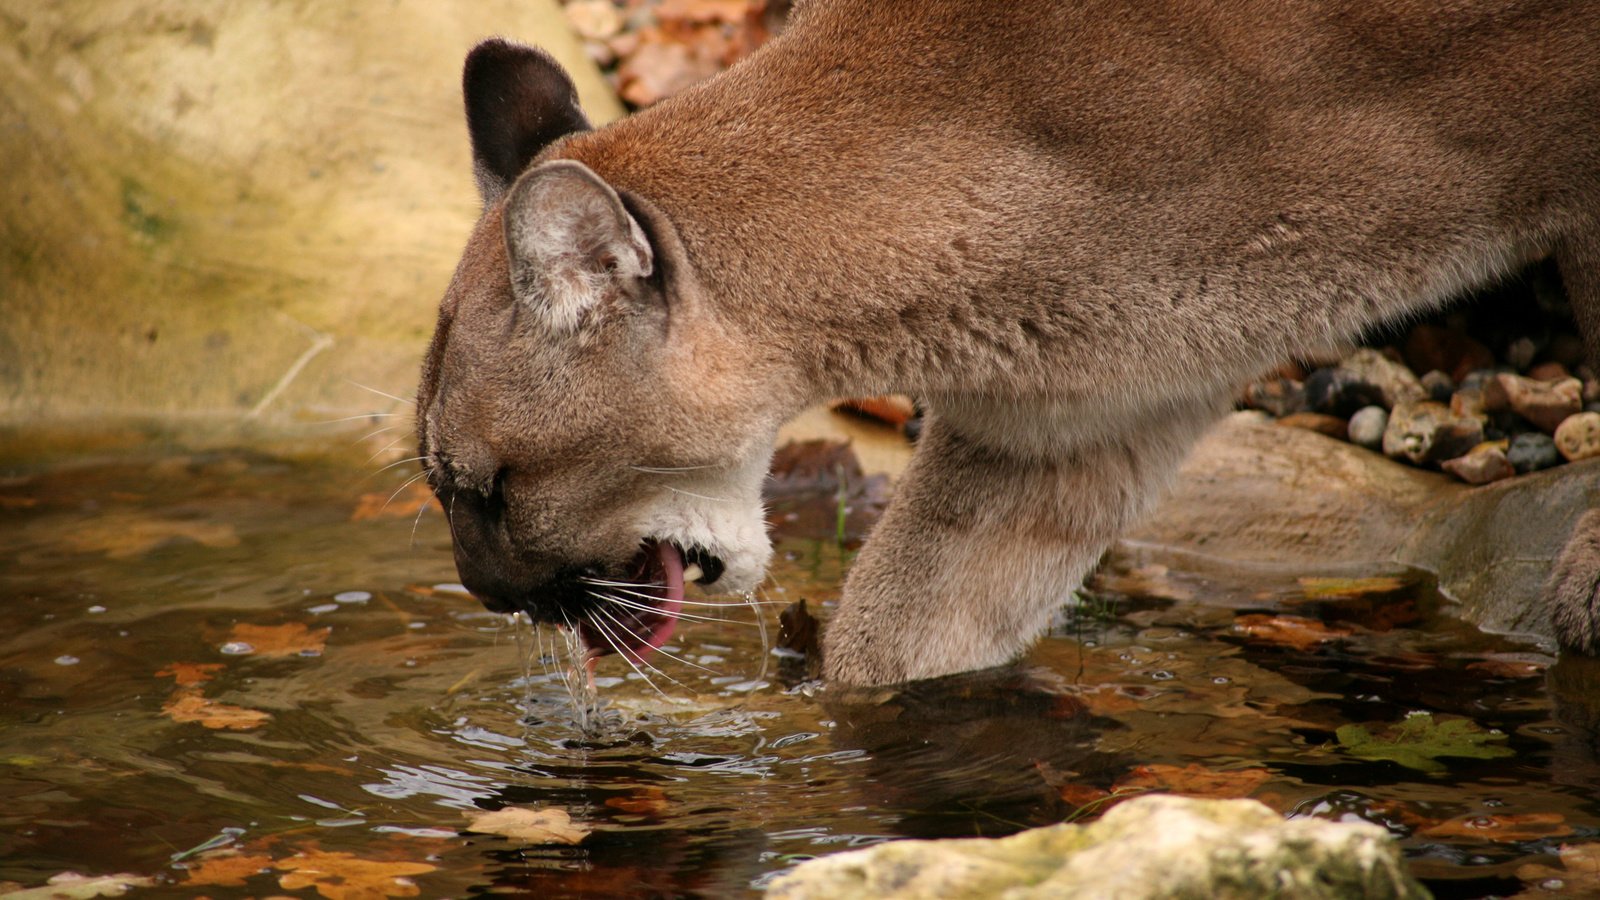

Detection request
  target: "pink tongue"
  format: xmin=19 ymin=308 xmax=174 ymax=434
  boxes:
xmin=644 ymin=541 xmax=686 ymax=652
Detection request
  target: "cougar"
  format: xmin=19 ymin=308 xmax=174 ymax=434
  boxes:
xmin=417 ymin=0 xmax=1600 ymax=686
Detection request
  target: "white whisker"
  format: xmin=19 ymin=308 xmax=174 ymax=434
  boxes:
xmin=668 ymin=486 xmax=735 ymax=503
xmin=347 ymin=380 xmax=415 ymax=405
xmin=629 ymin=464 xmax=718 ymax=474
xmin=584 ymin=607 xmax=677 ymax=698
xmin=591 ymin=594 xmax=722 ymax=674
xmin=379 ymin=469 xmax=429 ymax=513
xmin=593 ymin=589 xmax=752 ymax=626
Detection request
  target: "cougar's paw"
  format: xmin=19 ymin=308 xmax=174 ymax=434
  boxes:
xmin=1547 ymin=509 xmax=1600 ymax=655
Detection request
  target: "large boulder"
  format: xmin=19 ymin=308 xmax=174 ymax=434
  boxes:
xmin=1125 ymin=411 xmax=1600 ymax=641
xmin=0 ymin=1 xmax=620 ymax=424
xmin=766 ymin=795 xmax=1428 ymax=899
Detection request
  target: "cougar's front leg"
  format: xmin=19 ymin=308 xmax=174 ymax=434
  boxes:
xmin=823 ymin=401 xmax=1219 ymax=685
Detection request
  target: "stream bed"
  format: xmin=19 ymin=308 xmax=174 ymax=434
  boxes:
xmin=3 ymin=432 xmax=1598 ymax=898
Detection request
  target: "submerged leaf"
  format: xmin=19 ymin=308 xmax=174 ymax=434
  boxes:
xmin=1113 ymin=763 xmax=1273 ymax=799
xmin=1335 ymin=712 xmax=1513 ymax=774
xmin=465 ymin=806 xmax=591 ymax=845
xmin=1233 ymin=613 xmax=1351 ymax=650
xmin=162 ymin=687 xmax=272 ymax=731
xmin=0 ymin=872 xmax=156 ymax=899
xmin=226 ymin=622 xmax=330 ymax=657
xmin=275 ymin=850 xmax=436 ymax=900
xmin=181 ymin=853 xmax=275 ymax=887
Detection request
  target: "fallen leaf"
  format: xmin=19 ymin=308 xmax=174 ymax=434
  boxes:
xmin=1421 ymin=812 xmax=1573 ymax=842
xmin=830 ymin=395 xmax=916 ymax=429
xmin=162 ymin=687 xmax=272 ymax=731
xmin=0 ymin=871 xmax=156 ymax=899
xmin=156 ymin=662 xmax=225 ymax=687
xmin=181 ymin=853 xmax=275 ymax=888
xmin=465 ymin=806 xmax=590 ymax=845
xmin=1467 ymin=655 xmax=1550 ymax=678
xmin=1112 ymin=763 xmax=1272 ymax=799
xmin=605 ymin=786 xmax=670 ymax=816
xmin=1233 ymin=613 xmax=1351 ymax=650
xmin=226 ymin=622 xmax=330 ymax=658
xmin=275 ymin=850 xmax=435 ymax=900
xmin=1335 ymin=712 xmax=1514 ymax=774
xmin=656 ymin=0 xmax=752 ymax=25
xmin=1517 ymin=843 xmax=1600 ymax=895
xmin=350 ymin=482 xmax=437 ymax=522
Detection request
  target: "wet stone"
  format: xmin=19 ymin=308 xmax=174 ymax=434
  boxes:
xmin=1381 ymin=401 xmax=1484 ymax=465
xmin=1482 ymin=373 xmax=1583 ymax=434
xmin=1441 ymin=442 xmax=1515 ymax=486
xmin=1508 ymin=432 xmax=1562 ymax=474
xmin=1346 ymin=405 xmax=1389 ymax=450
xmin=1278 ymin=412 xmax=1349 ymax=440
xmin=1554 ymin=411 xmax=1600 ymax=463
xmin=1419 ymin=369 xmax=1455 ymax=403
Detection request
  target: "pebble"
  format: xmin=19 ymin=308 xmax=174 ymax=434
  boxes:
xmin=1304 ymin=367 xmax=1385 ymax=417
xmin=1507 ymin=432 xmax=1562 ymax=474
xmin=1241 ymin=378 xmax=1306 ymax=417
xmin=1278 ymin=412 xmax=1349 ymax=439
xmin=1346 ymin=405 xmax=1389 ymax=450
xmin=1420 ymin=369 xmax=1455 ymax=403
xmin=1382 ymin=401 xmax=1483 ymax=464
xmin=1441 ymin=442 xmax=1515 ymax=485
xmin=1554 ymin=411 xmax=1600 ymax=462
xmin=1481 ymin=373 xmax=1582 ymax=433
xmin=1528 ymin=361 xmax=1571 ymax=382
xmin=1337 ymin=349 xmax=1427 ymax=409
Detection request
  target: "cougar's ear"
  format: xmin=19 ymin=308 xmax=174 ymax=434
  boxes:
xmin=463 ymin=38 xmax=592 ymax=205
xmin=504 ymin=160 xmax=654 ymax=333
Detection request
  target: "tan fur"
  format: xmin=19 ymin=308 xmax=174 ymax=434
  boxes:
xmin=420 ymin=1 xmax=1600 ymax=685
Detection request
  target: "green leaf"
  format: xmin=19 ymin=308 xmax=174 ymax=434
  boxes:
xmin=1335 ymin=712 xmax=1514 ymax=774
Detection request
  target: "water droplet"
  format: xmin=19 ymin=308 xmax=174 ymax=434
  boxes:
xmin=306 ymin=603 xmax=339 ymax=615
xmin=1541 ymin=879 xmax=1566 ymax=890
xmin=220 ymin=641 xmax=255 ymax=656
xmin=1212 ymin=676 xmax=1231 ymax=685
xmin=334 ymin=591 xmax=371 ymax=604
xmin=54 ymin=655 xmax=79 ymax=666
xmin=87 ymin=605 xmax=107 ymax=614
xmin=1151 ymin=670 xmax=1175 ymax=681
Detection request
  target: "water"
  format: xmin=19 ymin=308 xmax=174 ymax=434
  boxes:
xmin=2 ymin=432 xmax=1598 ymax=898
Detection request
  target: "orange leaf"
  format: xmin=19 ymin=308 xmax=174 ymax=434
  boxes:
xmin=831 ymin=395 xmax=916 ymax=428
xmin=276 ymin=850 xmax=436 ymax=900
xmin=227 ymin=622 xmax=330 ymax=658
xmin=157 ymin=662 xmax=225 ymax=687
xmin=350 ymin=482 xmax=437 ymax=522
xmin=605 ymin=787 xmax=670 ymax=816
xmin=1233 ymin=613 xmax=1351 ymax=650
xmin=1112 ymin=763 xmax=1272 ymax=799
xmin=1420 ymin=812 xmax=1573 ymax=842
xmin=183 ymin=853 xmax=275 ymax=887
xmin=162 ymin=686 xmax=272 ymax=731
xmin=1466 ymin=656 xmax=1549 ymax=678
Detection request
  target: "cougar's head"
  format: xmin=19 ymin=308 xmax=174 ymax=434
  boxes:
xmin=416 ymin=40 xmax=777 ymax=662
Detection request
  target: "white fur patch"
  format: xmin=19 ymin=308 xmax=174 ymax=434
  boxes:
xmin=629 ymin=440 xmax=775 ymax=594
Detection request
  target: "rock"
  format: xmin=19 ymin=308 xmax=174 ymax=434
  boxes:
xmin=1482 ymin=374 xmax=1583 ymax=433
xmin=1241 ymin=378 xmax=1306 ymax=417
xmin=1449 ymin=387 xmax=1485 ymax=420
xmin=1279 ymin=412 xmax=1349 ymax=439
xmin=1347 ymin=405 xmax=1389 ymax=450
xmin=1554 ymin=412 xmax=1600 ymax=462
xmin=1303 ymin=368 xmax=1386 ymax=418
xmin=1528 ymin=361 xmax=1571 ymax=382
xmin=1420 ymin=369 xmax=1455 ymax=403
xmin=1506 ymin=335 xmax=1541 ymax=371
xmin=766 ymin=796 xmax=1427 ymax=900
xmin=1441 ymin=442 xmax=1515 ymax=485
xmin=1508 ymin=432 xmax=1562 ymax=474
xmin=1382 ymin=401 xmax=1484 ymax=465
xmin=1337 ymin=349 xmax=1428 ymax=409
xmin=1403 ymin=323 xmax=1495 ymax=382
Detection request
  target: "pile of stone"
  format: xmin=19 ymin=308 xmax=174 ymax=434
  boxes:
xmin=1241 ymin=266 xmax=1600 ymax=485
